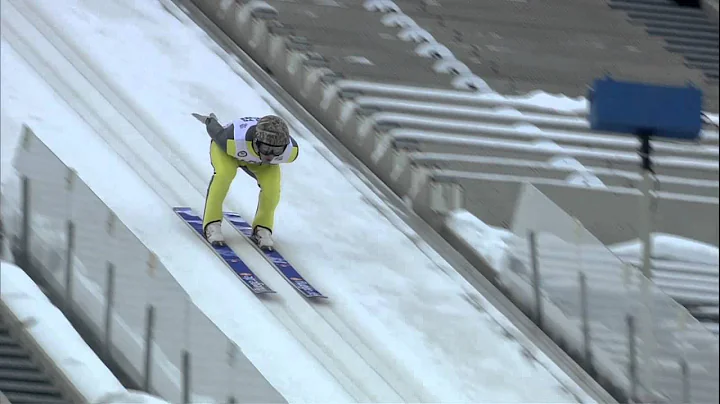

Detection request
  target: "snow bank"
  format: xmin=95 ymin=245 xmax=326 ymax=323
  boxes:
xmin=509 ymin=90 xmax=588 ymax=115
xmin=0 ymin=260 xmax=170 ymax=404
xmin=98 ymin=390 xmax=173 ymax=404
xmin=445 ymin=209 xmax=518 ymax=272
xmin=0 ymin=260 xmax=124 ymax=401
xmin=0 ymin=107 xmax=23 ymax=236
xmin=609 ymin=233 xmax=719 ymax=266
xmin=703 ymin=112 xmax=719 ymax=127
xmin=0 ymin=107 xmax=23 ymax=187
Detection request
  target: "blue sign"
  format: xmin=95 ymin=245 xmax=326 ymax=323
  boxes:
xmin=588 ymin=77 xmax=702 ymax=140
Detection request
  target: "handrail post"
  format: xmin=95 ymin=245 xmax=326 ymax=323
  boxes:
xmin=143 ymin=305 xmax=156 ymax=392
xmin=529 ymin=231 xmax=543 ymax=329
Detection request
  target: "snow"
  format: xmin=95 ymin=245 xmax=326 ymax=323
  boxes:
xmin=444 ymin=210 xmax=518 ymax=272
xmin=364 ymin=0 xmax=400 ymax=12
xmin=0 ymin=106 xmax=22 ymax=186
xmin=609 ymin=234 xmax=719 ymax=267
xmin=0 ymin=0 xmax=595 ymax=402
xmin=564 ymin=172 xmax=607 ymax=188
xmin=399 ymin=25 xmax=435 ymax=43
xmin=99 ymin=390 xmax=174 ymax=404
xmin=512 ymin=91 xmax=588 ymax=114
xmin=550 ymin=156 xmax=591 ymax=171
xmin=0 ymin=99 xmax=23 ymax=222
xmin=0 ymin=260 xmax=171 ymax=404
xmin=704 ymin=112 xmax=719 ymax=127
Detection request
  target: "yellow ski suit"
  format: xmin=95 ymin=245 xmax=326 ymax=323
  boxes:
xmin=201 ymin=116 xmax=299 ymax=234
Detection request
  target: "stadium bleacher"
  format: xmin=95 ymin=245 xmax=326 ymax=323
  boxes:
xmin=609 ymin=0 xmax=719 ymax=81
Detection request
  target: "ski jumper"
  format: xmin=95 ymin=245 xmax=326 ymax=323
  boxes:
xmin=202 ymin=117 xmax=299 ymax=233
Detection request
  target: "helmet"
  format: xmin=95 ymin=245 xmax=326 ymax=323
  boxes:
xmin=254 ymin=115 xmax=289 ymax=160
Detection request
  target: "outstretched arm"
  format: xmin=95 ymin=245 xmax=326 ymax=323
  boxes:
xmin=192 ymin=113 xmax=235 ymax=153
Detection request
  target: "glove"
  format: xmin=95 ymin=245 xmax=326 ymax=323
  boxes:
xmin=191 ymin=112 xmax=217 ymax=124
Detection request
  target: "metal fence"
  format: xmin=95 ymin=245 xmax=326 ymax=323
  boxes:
xmin=7 ymin=125 xmax=285 ymax=404
xmin=499 ymin=183 xmax=719 ymax=404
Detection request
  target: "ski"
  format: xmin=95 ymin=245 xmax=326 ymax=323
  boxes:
xmin=173 ymin=207 xmax=275 ymax=295
xmin=223 ymin=212 xmax=327 ymax=299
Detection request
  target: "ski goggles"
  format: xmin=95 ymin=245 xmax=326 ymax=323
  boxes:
xmin=255 ymin=140 xmax=286 ymax=157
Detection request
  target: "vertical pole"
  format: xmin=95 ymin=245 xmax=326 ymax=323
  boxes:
xmin=64 ymin=221 xmax=76 ymax=316
xmin=579 ymin=272 xmax=593 ymax=373
xmin=20 ymin=176 xmax=31 ymax=268
xmin=637 ymin=131 xmax=658 ymax=395
xmin=639 ymin=166 xmax=654 ymax=280
xmin=680 ymin=358 xmax=690 ymax=404
xmin=529 ymin=231 xmax=543 ymax=329
xmin=104 ymin=262 xmax=115 ymax=362
xmin=627 ymin=315 xmax=638 ymax=402
xmin=637 ymin=132 xmax=654 ymax=280
xmin=143 ymin=305 xmax=156 ymax=393
xmin=181 ymin=350 xmax=191 ymax=404
xmin=227 ymin=341 xmax=238 ymax=404
xmin=639 ymin=275 xmax=658 ymax=397
xmin=104 ymin=208 xmax=115 ymax=363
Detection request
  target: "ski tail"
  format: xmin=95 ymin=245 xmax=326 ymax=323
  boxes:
xmin=223 ymin=212 xmax=327 ymax=299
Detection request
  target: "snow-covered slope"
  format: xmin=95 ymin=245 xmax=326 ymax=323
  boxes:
xmin=0 ymin=39 xmax=351 ymax=403
xmin=1 ymin=0 xmax=594 ymax=402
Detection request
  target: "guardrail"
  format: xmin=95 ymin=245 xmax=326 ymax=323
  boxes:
xmin=8 ymin=125 xmax=285 ymax=404
xmin=499 ymin=183 xmax=719 ymax=404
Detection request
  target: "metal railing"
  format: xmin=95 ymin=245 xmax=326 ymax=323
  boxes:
xmin=7 ymin=125 xmax=285 ymax=404
xmin=499 ymin=183 xmax=719 ymax=404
